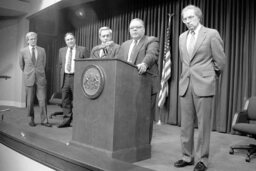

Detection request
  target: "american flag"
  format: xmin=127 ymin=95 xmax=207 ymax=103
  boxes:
xmin=158 ymin=14 xmax=173 ymax=108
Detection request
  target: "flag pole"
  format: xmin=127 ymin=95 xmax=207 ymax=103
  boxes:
xmin=156 ymin=13 xmax=174 ymax=125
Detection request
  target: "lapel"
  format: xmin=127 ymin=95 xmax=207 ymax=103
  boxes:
xmin=96 ymin=46 xmax=101 ymax=58
xmin=106 ymin=44 xmax=114 ymax=57
xmin=36 ymin=47 xmax=42 ymax=65
xmin=26 ymin=46 xmax=37 ymax=66
xmin=74 ymin=46 xmax=79 ymax=59
xmin=63 ymin=47 xmax=68 ymax=65
xmin=130 ymin=36 xmax=145 ymax=64
xmin=25 ymin=47 xmax=31 ymax=58
xmin=190 ymin=26 xmax=207 ymax=61
xmin=97 ymin=50 xmax=101 ymax=58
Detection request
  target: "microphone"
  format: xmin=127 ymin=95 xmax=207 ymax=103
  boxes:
xmin=98 ymin=41 xmax=114 ymax=50
xmin=93 ymin=41 xmax=113 ymax=58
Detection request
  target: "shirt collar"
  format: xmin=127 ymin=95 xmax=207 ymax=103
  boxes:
xmin=29 ymin=45 xmax=36 ymax=50
xmin=69 ymin=45 xmax=76 ymax=50
xmin=133 ymin=38 xmax=141 ymax=45
xmin=191 ymin=24 xmax=201 ymax=35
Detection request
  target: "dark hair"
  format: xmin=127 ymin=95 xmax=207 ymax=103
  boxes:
xmin=64 ymin=32 xmax=75 ymax=39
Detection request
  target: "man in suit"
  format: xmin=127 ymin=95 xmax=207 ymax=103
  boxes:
xmin=117 ymin=18 xmax=160 ymax=143
xmin=90 ymin=26 xmax=120 ymax=58
xmin=58 ymin=32 xmax=90 ymax=128
xmin=174 ymin=5 xmax=226 ymax=171
xmin=19 ymin=32 xmax=51 ymax=127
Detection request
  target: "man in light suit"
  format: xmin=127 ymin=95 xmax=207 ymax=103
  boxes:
xmin=117 ymin=18 xmax=160 ymax=143
xmin=174 ymin=5 xmax=226 ymax=171
xmin=19 ymin=32 xmax=51 ymax=127
xmin=58 ymin=32 xmax=89 ymax=128
xmin=90 ymin=26 xmax=120 ymax=58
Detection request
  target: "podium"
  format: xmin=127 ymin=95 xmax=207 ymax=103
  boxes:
xmin=71 ymin=58 xmax=151 ymax=162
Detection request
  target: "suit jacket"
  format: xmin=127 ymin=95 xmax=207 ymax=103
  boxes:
xmin=179 ymin=26 xmax=226 ymax=97
xmin=19 ymin=46 xmax=47 ymax=87
xmin=117 ymin=36 xmax=160 ymax=94
xmin=90 ymin=43 xmax=120 ymax=58
xmin=59 ymin=46 xmax=89 ymax=88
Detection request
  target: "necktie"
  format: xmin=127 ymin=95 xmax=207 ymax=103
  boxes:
xmin=128 ymin=40 xmax=137 ymax=63
xmin=31 ymin=47 xmax=36 ymax=65
xmin=187 ymin=31 xmax=196 ymax=58
xmin=66 ymin=48 xmax=72 ymax=72
xmin=103 ymin=48 xmax=108 ymax=56
xmin=100 ymin=48 xmax=108 ymax=58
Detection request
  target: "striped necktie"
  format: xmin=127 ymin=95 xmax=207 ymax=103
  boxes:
xmin=31 ymin=47 xmax=36 ymax=65
xmin=187 ymin=31 xmax=196 ymax=58
xmin=66 ymin=48 xmax=73 ymax=72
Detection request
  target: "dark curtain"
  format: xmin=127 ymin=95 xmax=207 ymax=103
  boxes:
xmin=47 ymin=0 xmax=256 ymax=133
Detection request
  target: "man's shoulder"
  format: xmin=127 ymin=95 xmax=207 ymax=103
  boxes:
xmin=122 ymin=39 xmax=132 ymax=44
xmin=112 ymin=43 xmax=120 ymax=48
xmin=77 ymin=45 xmax=85 ymax=49
xmin=205 ymin=27 xmax=219 ymax=35
xmin=144 ymin=36 xmax=158 ymax=43
xmin=37 ymin=46 xmax=45 ymax=51
xmin=59 ymin=47 xmax=67 ymax=51
xmin=20 ymin=46 xmax=28 ymax=52
xmin=180 ymin=30 xmax=189 ymax=38
xmin=91 ymin=44 xmax=101 ymax=51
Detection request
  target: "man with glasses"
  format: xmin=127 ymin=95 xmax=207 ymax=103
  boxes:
xmin=174 ymin=5 xmax=226 ymax=171
xmin=117 ymin=18 xmax=160 ymax=143
xmin=90 ymin=26 xmax=120 ymax=58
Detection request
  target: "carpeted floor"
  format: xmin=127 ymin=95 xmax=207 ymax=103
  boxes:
xmin=1 ymin=105 xmax=256 ymax=171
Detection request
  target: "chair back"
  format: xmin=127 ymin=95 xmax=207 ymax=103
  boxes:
xmin=247 ymin=96 xmax=256 ymax=120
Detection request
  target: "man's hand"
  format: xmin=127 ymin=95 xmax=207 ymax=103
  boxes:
xmin=137 ymin=63 xmax=148 ymax=74
xmin=99 ymin=41 xmax=114 ymax=49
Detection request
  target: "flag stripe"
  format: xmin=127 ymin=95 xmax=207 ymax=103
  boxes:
xmin=158 ymin=15 xmax=172 ymax=108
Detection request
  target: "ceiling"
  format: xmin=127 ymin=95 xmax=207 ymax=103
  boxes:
xmin=0 ymin=0 xmax=95 ymax=20
xmin=0 ymin=0 xmax=33 ymax=20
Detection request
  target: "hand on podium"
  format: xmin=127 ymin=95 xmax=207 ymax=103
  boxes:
xmin=137 ymin=63 xmax=148 ymax=74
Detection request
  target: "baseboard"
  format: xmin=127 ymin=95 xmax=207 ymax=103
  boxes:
xmin=0 ymin=101 xmax=25 ymax=108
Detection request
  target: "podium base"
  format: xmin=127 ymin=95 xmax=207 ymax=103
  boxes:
xmin=70 ymin=140 xmax=151 ymax=163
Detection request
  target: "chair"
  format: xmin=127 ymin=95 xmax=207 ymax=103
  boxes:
xmin=229 ymin=96 xmax=256 ymax=162
xmin=49 ymin=91 xmax=63 ymax=118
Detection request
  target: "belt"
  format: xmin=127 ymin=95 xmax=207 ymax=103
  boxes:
xmin=65 ymin=73 xmax=74 ymax=76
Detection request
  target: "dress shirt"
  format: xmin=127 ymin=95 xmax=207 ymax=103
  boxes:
xmin=128 ymin=39 xmax=141 ymax=62
xmin=29 ymin=45 xmax=38 ymax=60
xmin=186 ymin=24 xmax=201 ymax=51
xmin=65 ymin=46 xmax=76 ymax=73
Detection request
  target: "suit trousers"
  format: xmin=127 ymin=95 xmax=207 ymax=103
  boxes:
xmin=62 ymin=74 xmax=74 ymax=119
xmin=26 ymin=84 xmax=47 ymax=123
xmin=180 ymin=81 xmax=213 ymax=167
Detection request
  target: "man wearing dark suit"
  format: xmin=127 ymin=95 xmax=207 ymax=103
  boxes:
xmin=58 ymin=33 xmax=89 ymax=128
xmin=117 ymin=18 xmax=160 ymax=143
xmin=19 ymin=32 xmax=51 ymax=127
xmin=174 ymin=5 xmax=226 ymax=171
xmin=90 ymin=26 xmax=120 ymax=58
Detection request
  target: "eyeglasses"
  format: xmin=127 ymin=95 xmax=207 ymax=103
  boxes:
xmin=182 ymin=15 xmax=195 ymax=22
xmin=129 ymin=26 xmax=143 ymax=30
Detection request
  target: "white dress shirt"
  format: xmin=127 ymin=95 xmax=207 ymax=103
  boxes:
xmin=65 ymin=46 xmax=76 ymax=73
xmin=29 ymin=45 xmax=38 ymax=60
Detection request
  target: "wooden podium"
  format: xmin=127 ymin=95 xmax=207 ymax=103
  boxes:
xmin=71 ymin=58 xmax=151 ymax=162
